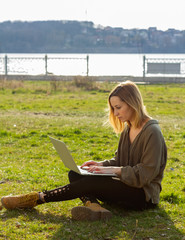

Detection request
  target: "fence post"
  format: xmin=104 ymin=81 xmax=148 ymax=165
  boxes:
xmin=45 ymin=54 xmax=48 ymax=75
xmin=86 ymin=55 xmax=89 ymax=76
xmin=143 ymin=55 xmax=146 ymax=79
xmin=5 ymin=55 xmax=8 ymax=75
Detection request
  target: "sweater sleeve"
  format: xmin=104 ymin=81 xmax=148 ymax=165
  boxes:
xmin=120 ymin=125 xmax=166 ymax=188
xmin=102 ymin=152 xmax=117 ymax=166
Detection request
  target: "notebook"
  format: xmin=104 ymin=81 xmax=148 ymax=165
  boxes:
xmin=49 ymin=136 xmax=117 ymax=177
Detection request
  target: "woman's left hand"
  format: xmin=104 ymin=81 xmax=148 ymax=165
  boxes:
xmin=88 ymin=166 xmax=121 ymax=177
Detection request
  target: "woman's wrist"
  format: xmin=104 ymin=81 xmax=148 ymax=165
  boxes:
xmin=97 ymin=161 xmax=104 ymax=166
xmin=115 ymin=167 xmax=121 ymax=177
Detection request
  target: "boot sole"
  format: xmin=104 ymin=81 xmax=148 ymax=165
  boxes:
xmin=71 ymin=206 xmax=112 ymax=221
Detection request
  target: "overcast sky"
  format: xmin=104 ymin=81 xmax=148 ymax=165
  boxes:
xmin=1 ymin=0 xmax=185 ymax=31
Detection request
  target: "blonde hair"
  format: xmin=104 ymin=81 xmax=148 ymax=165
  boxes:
xmin=108 ymin=81 xmax=149 ymax=133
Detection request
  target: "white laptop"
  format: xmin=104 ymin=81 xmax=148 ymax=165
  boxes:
xmin=49 ymin=136 xmax=117 ymax=177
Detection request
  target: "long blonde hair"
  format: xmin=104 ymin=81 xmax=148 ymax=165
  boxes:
xmin=108 ymin=81 xmax=149 ymax=133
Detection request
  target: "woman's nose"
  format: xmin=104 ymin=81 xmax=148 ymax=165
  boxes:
xmin=114 ymin=109 xmax=118 ymax=116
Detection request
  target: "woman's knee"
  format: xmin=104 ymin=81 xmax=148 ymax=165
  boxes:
xmin=68 ymin=170 xmax=82 ymax=183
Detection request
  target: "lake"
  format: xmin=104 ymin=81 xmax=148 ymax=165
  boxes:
xmin=0 ymin=53 xmax=185 ymax=76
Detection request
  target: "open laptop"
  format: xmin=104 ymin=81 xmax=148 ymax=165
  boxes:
xmin=49 ymin=136 xmax=117 ymax=177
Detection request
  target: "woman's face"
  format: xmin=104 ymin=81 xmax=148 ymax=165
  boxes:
xmin=110 ymin=96 xmax=134 ymax=123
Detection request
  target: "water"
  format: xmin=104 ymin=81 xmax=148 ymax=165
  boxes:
xmin=0 ymin=53 xmax=185 ymax=76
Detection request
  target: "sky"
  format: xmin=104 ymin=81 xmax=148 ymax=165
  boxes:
xmin=1 ymin=0 xmax=185 ymax=31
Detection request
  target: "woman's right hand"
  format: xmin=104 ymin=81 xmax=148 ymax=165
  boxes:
xmin=81 ymin=160 xmax=103 ymax=169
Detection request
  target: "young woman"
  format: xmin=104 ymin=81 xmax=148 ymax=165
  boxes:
xmin=0 ymin=81 xmax=167 ymax=221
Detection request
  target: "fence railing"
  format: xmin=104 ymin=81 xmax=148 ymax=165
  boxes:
xmin=0 ymin=54 xmax=89 ymax=76
xmin=143 ymin=55 xmax=185 ymax=78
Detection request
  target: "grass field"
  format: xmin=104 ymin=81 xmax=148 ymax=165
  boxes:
xmin=0 ymin=79 xmax=185 ymax=240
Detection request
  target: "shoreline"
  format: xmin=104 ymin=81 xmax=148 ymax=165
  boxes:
xmin=0 ymin=74 xmax=185 ymax=84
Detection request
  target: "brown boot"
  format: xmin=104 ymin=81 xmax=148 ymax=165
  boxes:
xmin=1 ymin=192 xmax=39 ymax=210
xmin=71 ymin=201 xmax=112 ymax=221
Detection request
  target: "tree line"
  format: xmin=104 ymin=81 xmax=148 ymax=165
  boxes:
xmin=0 ymin=20 xmax=185 ymax=53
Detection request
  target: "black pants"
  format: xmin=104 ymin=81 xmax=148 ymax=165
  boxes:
xmin=43 ymin=170 xmax=156 ymax=210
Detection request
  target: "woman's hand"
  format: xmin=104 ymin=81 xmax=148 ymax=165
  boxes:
xmin=87 ymin=166 xmax=121 ymax=177
xmin=81 ymin=160 xmax=103 ymax=169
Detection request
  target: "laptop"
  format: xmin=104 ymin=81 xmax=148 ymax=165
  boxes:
xmin=49 ymin=136 xmax=117 ymax=177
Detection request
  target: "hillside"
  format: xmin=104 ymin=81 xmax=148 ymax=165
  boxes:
xmin=0 ymin=20 xmax=185 ymax=53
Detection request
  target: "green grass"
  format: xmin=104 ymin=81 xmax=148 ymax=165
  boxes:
xmin=0 ymin=80 xmax=185 ymax=240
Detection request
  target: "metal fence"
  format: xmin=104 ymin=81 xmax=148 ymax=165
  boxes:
xmin=143 ymin=55 xmax=185 ymax=78
xmin=0 ymin=54 xmax=89 ymax=76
